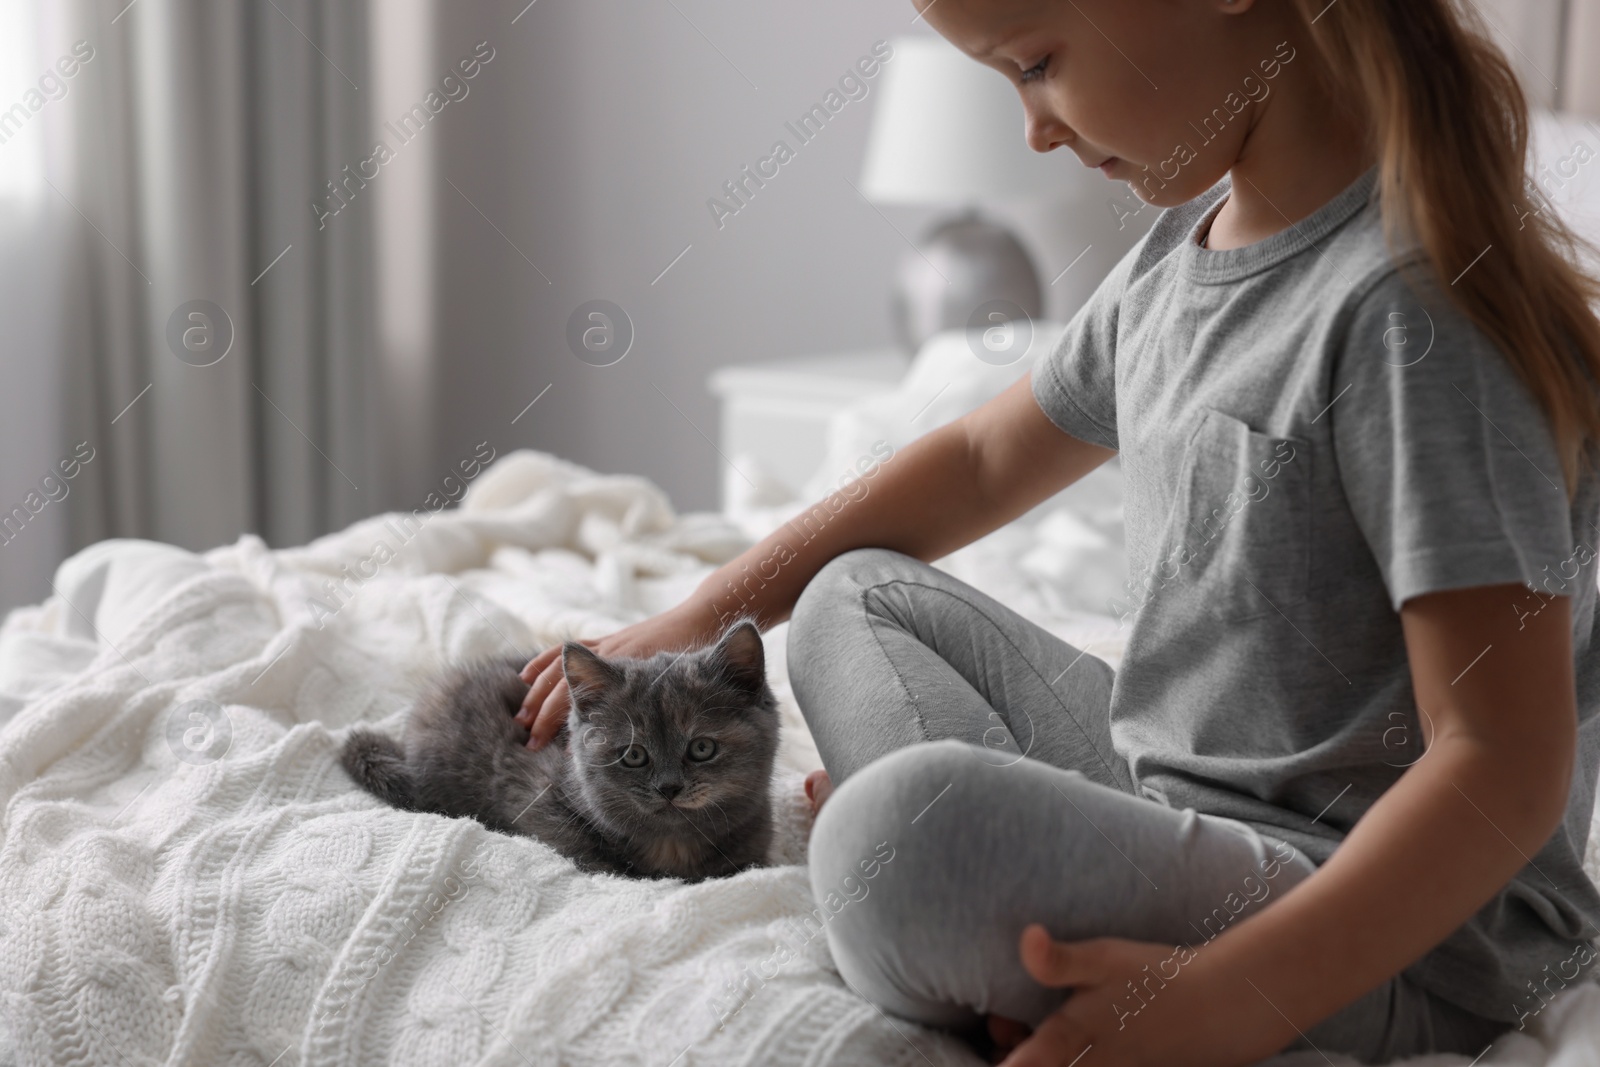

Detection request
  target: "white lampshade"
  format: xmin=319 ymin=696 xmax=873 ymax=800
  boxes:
xmin=860 ymin=35 xmax=1076 ymax=204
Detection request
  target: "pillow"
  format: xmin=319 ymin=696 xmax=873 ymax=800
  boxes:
xmin=799 ymin=322 xmax=1068 ymax=502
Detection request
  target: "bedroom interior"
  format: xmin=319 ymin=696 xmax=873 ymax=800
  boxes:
xmin=2 ymin=0 xmax=1600 ymax=1065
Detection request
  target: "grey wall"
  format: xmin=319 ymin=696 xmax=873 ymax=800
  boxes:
xmin=417 ymin=0 xmax=1146 ymax=513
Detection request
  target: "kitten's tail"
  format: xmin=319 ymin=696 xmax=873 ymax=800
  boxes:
xmin=340 ymin=729 xmax=415 ymax=810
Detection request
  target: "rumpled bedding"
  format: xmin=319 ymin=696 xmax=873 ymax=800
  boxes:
xmin=0 ymin=452 xmax=974 ymax=1067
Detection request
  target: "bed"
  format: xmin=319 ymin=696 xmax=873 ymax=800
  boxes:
xmin=2 ymin=435 xmax=1597 ymax=1066
xmin=5 ymin=114 xmax=1600 ymax=1067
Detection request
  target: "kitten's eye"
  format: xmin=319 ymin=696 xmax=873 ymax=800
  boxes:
xmin=1020 ymin=55 xmax=1049 ymax=84
xmin=621 ymin=745 xmax=649 ymax=768
xmin=687 ymin=738 xmax=717 ymax=762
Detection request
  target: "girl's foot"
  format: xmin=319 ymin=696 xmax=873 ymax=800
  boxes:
xmin=804 ymin=769 xmax=833 ymax=818
xmin=984 ymin=1014 xmax=1032 ymax=1063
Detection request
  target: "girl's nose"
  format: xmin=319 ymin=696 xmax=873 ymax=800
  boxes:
xmin=1023 ymin=101 xmax=1073 ymax=154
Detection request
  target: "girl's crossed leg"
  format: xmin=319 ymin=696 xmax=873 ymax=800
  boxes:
xmin=787 ymin=548 xmax=1509 ymax=1063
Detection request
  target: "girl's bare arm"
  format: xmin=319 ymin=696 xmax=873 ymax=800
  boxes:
xmin=516 ymin=375 xmax=1116 ymax=747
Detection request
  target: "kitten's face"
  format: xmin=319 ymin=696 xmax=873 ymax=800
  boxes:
xmin=561 ymin=622 xmax=777 ymax=837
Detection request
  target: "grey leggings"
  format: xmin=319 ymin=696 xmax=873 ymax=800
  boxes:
xmin=788 ymin=548 xmax=1510 ymax=1063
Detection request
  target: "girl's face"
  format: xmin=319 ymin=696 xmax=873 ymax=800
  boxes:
xmin=916 ymin=0 xmax=1297 ymax=207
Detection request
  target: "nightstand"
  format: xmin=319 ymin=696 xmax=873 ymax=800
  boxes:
xmin=707 ymin=348 xmax=910 ymax=511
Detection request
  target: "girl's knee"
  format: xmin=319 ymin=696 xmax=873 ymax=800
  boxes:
xmin=787 ymin=547 xmax=916 ymax=689
xmin=810 ymin=739 xmax=975 ymax=858
xmin=790 ymin=548 xmax=909 ymax=630
xmin=806 ymin=741 xmax=988 ymax=1027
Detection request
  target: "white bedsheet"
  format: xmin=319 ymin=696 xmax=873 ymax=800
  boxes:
xmin=0 ymin=449 xmax=1595 ymax=1066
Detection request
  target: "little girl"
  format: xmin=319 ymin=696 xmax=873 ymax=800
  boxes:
xmin=517 ymin=0 xmax=1600 ymax=1062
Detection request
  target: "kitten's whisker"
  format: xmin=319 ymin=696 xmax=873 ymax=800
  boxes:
xmin=551 ymin=804 xmax=599 ymax=841
xmin=707 ymin=796 xmax=733 ymax=834
xmin=666 ymin=802 xmax=739 ymax=872
xmin=510 ymin=782 xmax=552 ymax=825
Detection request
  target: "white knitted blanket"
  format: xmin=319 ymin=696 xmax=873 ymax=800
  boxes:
xmin=0 ymin=449 xmax=1595 ymax=1067
xmin=0 ymin=451 xmax=973 ymax=1067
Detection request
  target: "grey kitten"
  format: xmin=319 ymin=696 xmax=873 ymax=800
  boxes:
xmin=339 ymin=620 xmax=779 ymax=882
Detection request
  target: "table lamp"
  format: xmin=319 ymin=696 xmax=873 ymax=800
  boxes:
xmin=860 ymin=34 xmax=1075 ymax=354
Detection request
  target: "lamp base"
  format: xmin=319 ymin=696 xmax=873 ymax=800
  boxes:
xmin=888 ymin=210 xmax=1044 ymax=356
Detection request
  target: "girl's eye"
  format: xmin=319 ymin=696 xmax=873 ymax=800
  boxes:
xmin=621 ymin=745 xmax=649 ymax=768
xmin=1020 ymin=56 xmax=1049 ymax=84
xmin=687 ymin=738 xmax=717 ymax=762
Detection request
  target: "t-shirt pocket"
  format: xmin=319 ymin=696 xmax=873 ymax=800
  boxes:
xmin=1160 ymin=407 xmax=1311 ymax=622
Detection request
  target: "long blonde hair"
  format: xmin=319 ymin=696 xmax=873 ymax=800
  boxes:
xmin=1293 ymin=0 xmax=1600 ymax=494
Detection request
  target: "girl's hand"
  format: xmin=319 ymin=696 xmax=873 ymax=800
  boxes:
xmin=514 ymin=601 xmax=732 ymax=750
xmin=996 ymin=925 xmax=1287 ymax=1067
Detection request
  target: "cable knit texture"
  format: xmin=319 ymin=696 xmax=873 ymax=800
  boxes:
xmin=0 ymin=450 xmax=1595 ymax=1066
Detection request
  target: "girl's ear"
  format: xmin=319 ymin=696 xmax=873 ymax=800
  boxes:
xmin=562 ymin=643 xmax=622 ymax=711
xmin=712 ymin=620 xmax=766 ymax=695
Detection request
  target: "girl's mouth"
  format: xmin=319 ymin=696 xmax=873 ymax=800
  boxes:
xmin=1095 ymin=157 xmax=1119 ymax=176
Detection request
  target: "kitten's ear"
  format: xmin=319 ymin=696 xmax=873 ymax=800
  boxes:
xmin=562 ymin=642 xmax=622 ymax=710
xmin=711 ymin=620 xmax=766 ymax=695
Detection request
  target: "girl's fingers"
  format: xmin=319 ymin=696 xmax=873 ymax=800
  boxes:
xmin=519 ymin=634 xmax=598 ymax=684
xmin=517 ymin=656 xmax=563 ymax=722
xmin=516 ymin=627 xmax=677 ymax=738
xmin=1018 ymin=926 xmax=1111 ymax=989
xmin=519 ymin=645 xmax=559 ymax=684
xmin=1018 ymin=925 xmax=1065 ymax=984
xmin=526 ymin=677 xmax=570 ymax=750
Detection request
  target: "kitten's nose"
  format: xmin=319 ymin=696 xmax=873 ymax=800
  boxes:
xmin=658 ymin=782 xmax=683 ymax=801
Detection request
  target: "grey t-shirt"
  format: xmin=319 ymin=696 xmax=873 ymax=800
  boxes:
xmin=1031 ymin=166 xmax=1600 ymax=1022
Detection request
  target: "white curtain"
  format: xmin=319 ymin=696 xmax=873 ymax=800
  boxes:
xmin=9 ymin=0 xmax=375 ymax=604
xmin=1568 ymin=0 xmax=1600 ymax=116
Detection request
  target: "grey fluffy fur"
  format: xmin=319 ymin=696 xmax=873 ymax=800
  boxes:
xmin=339 ymin=620 xmax=779 ymax=882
